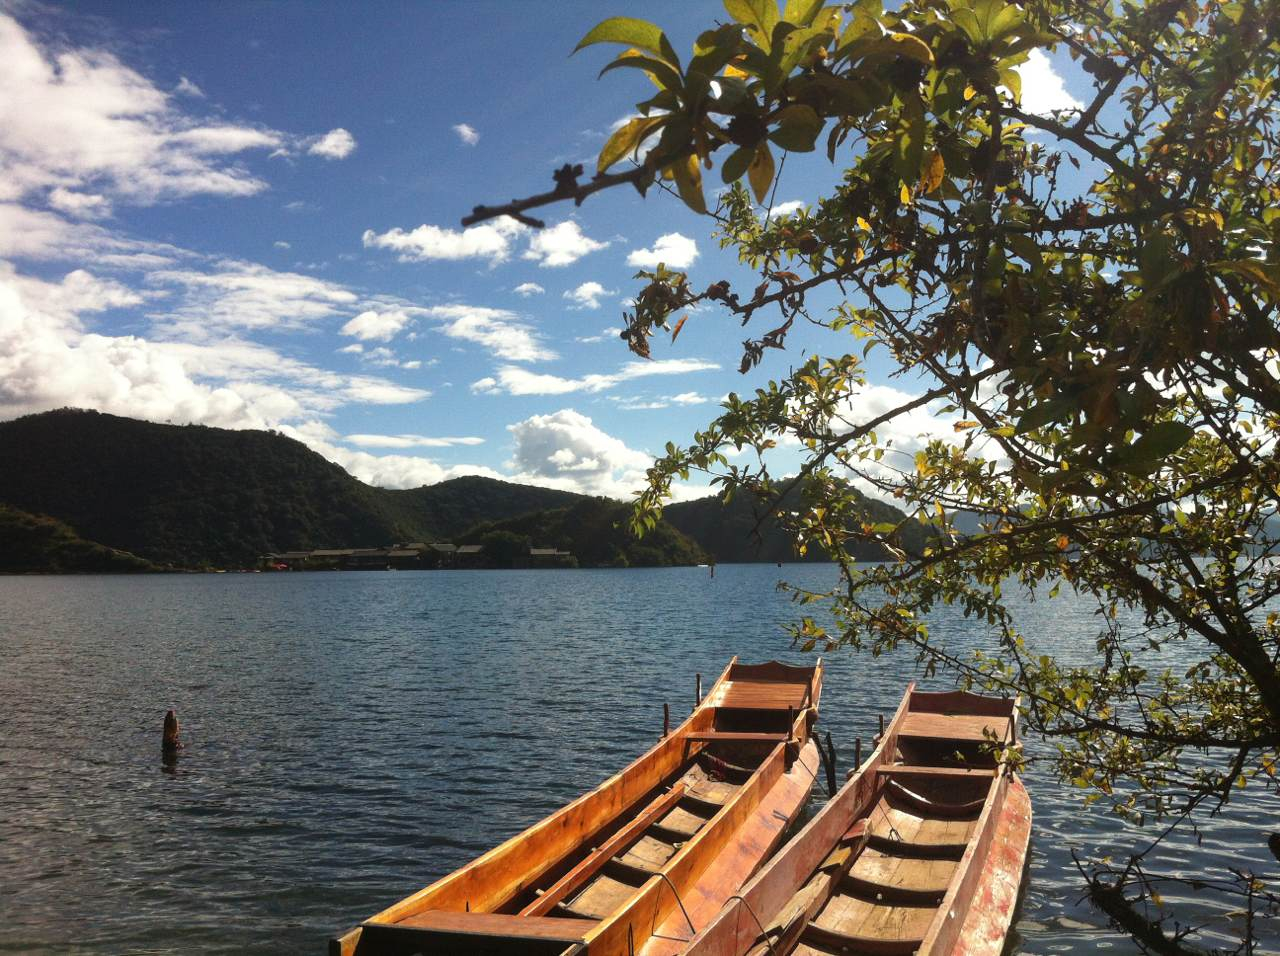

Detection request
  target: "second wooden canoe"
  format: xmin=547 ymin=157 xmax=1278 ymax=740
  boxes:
xmin=330 ymin=657 xmax=824 ymax=956
xmin=683 ymin=683 xmax=1031 ymax=956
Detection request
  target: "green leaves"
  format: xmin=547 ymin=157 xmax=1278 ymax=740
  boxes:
xmin=768 ymin=104 xmax=822 ymax=152
xmin=1116 ymin=422 xmax=1196 ymax=473
xmin=723 ymin=0 xmax=780 ymax=52
xmin=576 ymin=17 xmax=679 ymax=66
xmin=598 ymin=115 xmax=665 ymax=174
xmin=747 ymin=141 xmax=775 ymax=203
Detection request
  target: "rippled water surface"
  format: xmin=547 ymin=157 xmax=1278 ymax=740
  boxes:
xmin=1 ymin=566 xmax=1276 ymax=954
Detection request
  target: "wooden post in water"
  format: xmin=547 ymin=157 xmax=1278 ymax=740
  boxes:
xmin=162 ymin=709 xmax=183 ymax=755
xmin=855 ymin=735 xmax=862 ymax=771
xmin=663 ymin=703 xmax=670 ymax=738
xmin=822 ymin=731 xmax=837 ymax=797
xmin=695 ymin=673 xmax=702 ymax=710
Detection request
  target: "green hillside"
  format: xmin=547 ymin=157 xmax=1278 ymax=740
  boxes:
xmin=463 ymin=497 xmax=708 ymax=568
xmin=0 ymin=505 xmax=156 ymax=573
xmin=663 ymin=485 xmax=931 ymax=563
xmin=0 ymin=409 xmax=582 ymax=567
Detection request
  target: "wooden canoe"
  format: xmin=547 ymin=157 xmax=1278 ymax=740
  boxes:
xmin=683 ymin=683 xmax=1032 ymax=956
xmin=331 ymin=658 xmax=824 ymax=956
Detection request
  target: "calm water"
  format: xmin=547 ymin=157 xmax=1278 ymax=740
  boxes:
xmin=0 ymin=566 xmax=1276 ymax=954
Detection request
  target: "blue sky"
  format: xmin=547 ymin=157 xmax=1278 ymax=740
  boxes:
xmin=0 ymin=1 xmax=1088 ymax=498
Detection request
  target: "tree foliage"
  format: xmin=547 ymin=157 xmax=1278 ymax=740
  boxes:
xmin=468 ymin=0 xmax=1280 ymax=947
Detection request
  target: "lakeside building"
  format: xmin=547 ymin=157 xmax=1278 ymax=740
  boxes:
xmin=259 ymin=542 xmax=574 ymax=571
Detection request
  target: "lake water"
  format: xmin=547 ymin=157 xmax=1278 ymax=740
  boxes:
xmin=0 ymin=565 xmax=1276 ymax=954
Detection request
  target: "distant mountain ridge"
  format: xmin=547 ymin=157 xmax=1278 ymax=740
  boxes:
xmin=0 ymin=409 xmax=584 ymax=567
xmin=0 ymin=409 xmax=928 ymax=570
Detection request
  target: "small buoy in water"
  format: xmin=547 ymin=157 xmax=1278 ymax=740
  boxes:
xmin=162 ymin=709 xmax=184 ymax=754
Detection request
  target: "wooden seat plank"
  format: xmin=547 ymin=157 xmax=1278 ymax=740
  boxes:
xmin=686 ymin=731 xmax=790 ymax=743
xmin=877 ymin=764 xmax=996 ymax=779
xmin=387 ymin=910 xmax=591 ymax=940
xmin=708 ymin=680 xmax=810 ymax=711
xmin=898 ymin=712 xmax=1011 ymax=743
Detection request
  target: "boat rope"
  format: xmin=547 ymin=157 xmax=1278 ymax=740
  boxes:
xmin=726 ymin=894 xmax=779 ymax=955
xmin=655 ymin=871 xmax=697 ymax=936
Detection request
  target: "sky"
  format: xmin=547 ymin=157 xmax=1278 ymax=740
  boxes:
xmin=0 ymin=0 xmax=1089 ymax=499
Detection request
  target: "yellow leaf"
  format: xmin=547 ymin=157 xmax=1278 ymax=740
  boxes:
xmin=671 ymin=154 xmax=706 ymax=213
xmin=724 ymin=60 xmax=750 ymax=79
xmin=598 ymin=115 xmax=663 ymax=174
xmin=964 ymin=84 xmax=977 ymax=101
xmin=670 ymin=314 xmax=688 ymax=342
xmin=747 ymin=141 xmax=775 ymax=204
xmin=883 ymin=32 xmax=933 ymax=65
xmin=900 ymin=182 xmax=912 ymax=205
xmin=920 ymin=150 xmax=945 ymax=194
xmin=854 ymin=245 xmax=865 ymax=263
xmin=953 ymin=420 xmax=979 ymax=431
xmin=1056 ymin=534 xmax=1069 ymax=551
xmin=856 ymin=216 xmax=871 ymax=232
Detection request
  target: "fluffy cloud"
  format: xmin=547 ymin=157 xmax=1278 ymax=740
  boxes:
xmin=767 ymin=200 xmax=805 ymax=219
xmin=507 ymin=408 xmax=653 ymax=496
xmin=146 ymin=261 xmax=359 ymax=335
xmin=1015 ymin=50 xmax=1084 ymax=115
xmin=563 ymin=281 xmax=614 ymax=310
xmin=523 ymin=221 xmax=608 ymax=267
xmin=47 ymin=187 xmax=112 ymax=220
xmin=0 ymin=14 xmax=276 ymax=204
xmin=279 ymin=421 xmax=501 ymax=489
xmin=626 ymin=232 xmax=698 ymax=269
xmin=452 ymin=123 xmax=479 ymax=146
xmin=615 ymin=390 xmax=711 ymax=410
xmin=345 ymin=433 xmax=484 ymax=449
xmin=421 ymin=304 xmax=553 ymax=362
xmin=340 ymin=308 xmax=412 ymax=342
xmin=0 ymin=262 xmax=430 ymax=432
xmin=472 ymin=357 xmax=718 ymax=396
xmin=307 ymin=128 xmax=356 ymax=159
xmin=0 ymin=203 xmax=181 ymax=263
xmin=513 ymin=282 xmax=544 ymax=297
xmin=362 ymin=215 xmax=527 ymax=265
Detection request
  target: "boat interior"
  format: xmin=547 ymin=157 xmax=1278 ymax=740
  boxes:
xmin=336 ymin=660 xmax=822 ymax=956
xmin=703 ymin=688 xmax=1018 ymax=956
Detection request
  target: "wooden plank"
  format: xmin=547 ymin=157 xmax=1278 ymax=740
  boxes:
xmin=712 ymin=681 xmax=810 ymax=711
xmin=898 ymin=712 xmax=1011 ymax=744
xmin=520 ymin=784 xmax=687 ymax=917
xmin=686 ymin=731 xmax=791 ymax=743
xmin=950 ymin=775 xmax=1032 ymax=956
xmin=565 ymin=874 xmax=641 ymax=920
xmin=878 ymin=764 xmax=996 ymax=779
xmin=387 ymin=911 xmax=591 ymax=940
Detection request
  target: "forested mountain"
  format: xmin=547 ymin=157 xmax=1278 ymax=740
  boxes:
xmin=463 ymin=498 xmax=708 ymax=568
xmin=0 ymin=410 xmax=582 ymax=567
xmin=0 ymin=409 xmax=925 ymax=570
xmin=664 ymin=485 xmax=932 ymax=563
xmin=0 ymin=504 xmax=156 ymax=573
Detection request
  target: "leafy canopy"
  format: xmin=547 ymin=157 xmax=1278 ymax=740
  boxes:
xmin=468 ymin=0 xmax=1280 ymax=946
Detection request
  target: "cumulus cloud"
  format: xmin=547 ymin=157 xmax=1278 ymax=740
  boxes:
xmin=273 ymin=240 xmax=290 ymax=250
xmin=340 ymin=308 xmax=412 ymax=342
xmin=626 ymin=232 xmax=698 ymax=269
xmin=767 ymin=200 xmax=805 ymax=218
xmin=345 ymin=433 xmax=484 ymax=449
xmin=615 ymin=390 xmax=711 ymax=410
xmin=472 ymin=357 xmax=718 ymax=396
xmin=452 ymin=123 xmax=479 ymax=145
xmin=146 ymin=261 xmax=358 ymax=336
xmin=363 ymin=215 xmax=527 ymax=265
xmin=563 ymin=281 xmax=614 ymax=310
xmin=513 ymin=282 xmax=544 ymax=297
xmin=47 ymin=187 xmax=112 ymax=220
xmin=174 ymin=76 xmax=204 ymax=98
xmin=421 ymin=303 xmax=553 ymax=362
xmin=1015 ymin=50 xmax=1084 ymax=115
xmin=307 ymin=127 xmax=356 ymax=159
xmin=0 ymin=203 xmax=181 ymax=263
xmin=507 ymin=408 xmax=653 ymax=497
xmin=523 ymin=221 xmax=608 ymax=267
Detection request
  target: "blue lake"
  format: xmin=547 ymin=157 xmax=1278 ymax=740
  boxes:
xmin=0 ymin=566 xmax=1275 ymax=953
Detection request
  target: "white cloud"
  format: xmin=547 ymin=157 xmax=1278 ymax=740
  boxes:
xmin=0 ymin=14 xmax=284 ymax=204
xmin=0 ymin=203 xmax=181 ymax=263
xmin=421 ymin=303 xmax=554 ymax=362
xmin=174 ymin=76 xmax=204 ymax=98
xmin=307 ymin=127 xmax=356 ymax=160
xmin=146 ymin=261 xmax=359 ymax=335
xmin=576 ymin=327 xmax=617 ymax=344
xmin=514 ymin=282 xmax=545 ymax=297
xmin=523 ymin=221 xmax=608 ymax=267
xmin=614 ymin=390 xmax=711 ymax=411
xmin=626 ymin=232 xmax=698 ymax=269
xmin=47 ymin=187 xmax=112 ymax=220
xmin=338 ymin=343 xmax=363 ymax=354
xmin=452 ymin=123 xmax=479 ymax=146
xmin=273 ymin=240 xmax=290 ymax=250
xmin=1015 ymin=50 xmax=1084 ymax=115
xmin=507 ymin=408 xmax=652 ymax=497
xmin=363 ymin=215 xmax=527 ymax=265
xmin=340 ymin=308 xmax=412 ymax=342
xmin=345 ymin=433 xmax=485 ymax=449
xmin=767 ymin=200 xmax=805 ymax=218
xmin=472 ymin=357 xmax=718 ymax=396
xmin=563 ymin=281 xmax=614 ymax=310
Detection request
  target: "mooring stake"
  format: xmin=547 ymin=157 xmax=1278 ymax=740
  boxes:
xmin=663 ymin=702 xmax=670 ymax=738
xmin=823 ymin=731 xmax=838 ymax=798
xmin=695 ymin=673 xmax=702 ymax=710
xmin=162 ymin=709 xmax=183 ymax=754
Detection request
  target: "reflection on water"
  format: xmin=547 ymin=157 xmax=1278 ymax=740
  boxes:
xmin=0 ymin=566 xmax=1275 ymax=953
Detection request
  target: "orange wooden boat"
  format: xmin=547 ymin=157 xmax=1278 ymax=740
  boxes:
xmin=682 ymin=684 xmax=1031 ymax=956
xmin=331 ymin=658 xmax=823 ymax=956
